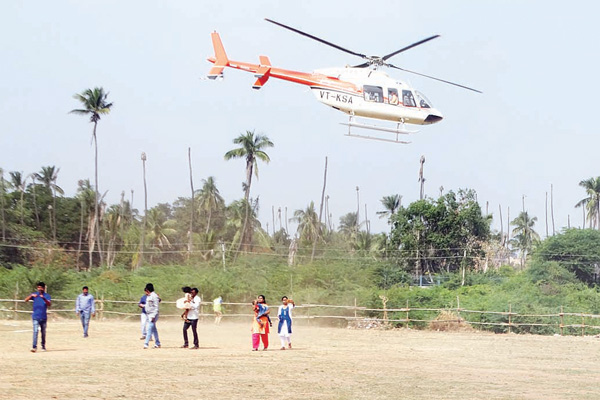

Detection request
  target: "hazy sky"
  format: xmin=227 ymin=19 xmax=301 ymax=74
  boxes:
xmin=1 ymin=1 xmax=598 ymax=237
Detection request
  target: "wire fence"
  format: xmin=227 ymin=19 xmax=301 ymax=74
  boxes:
xmin=2 ymin=297 xmax=599 ymax=336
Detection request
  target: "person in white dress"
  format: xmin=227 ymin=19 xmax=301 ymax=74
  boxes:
xmin=277 ymin=296 xmax=295 ymax=350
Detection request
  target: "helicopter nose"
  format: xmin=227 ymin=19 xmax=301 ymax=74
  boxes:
xmin=424 ymin=113 xmax=443 ymax=124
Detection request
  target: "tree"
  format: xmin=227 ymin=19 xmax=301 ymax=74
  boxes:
xmin=35 ymin=166 xmax=64 ymax=241
xmin=390 ymin=189 xmax=491 ymax=277
xmin=70 ymin=87 xmax=113 ymax=266
xmin=510 ymin=211 xmax=540 ymax=267
xmin=575 ymin=177 xmax=600 ymax=229
xmin=76 ymin=179 xmax=98 ymax=269
xmin=291 ymin=201 xmax=322 ymax=244
xmin=533 ymin=228 xmax=600 ymax=285
xmin=224 ymin=130 xmax=273 ymax=250
xmin=145 ymin=207 xmax=177 ymax=263
xmin=197 ymin=176 xmax=224 ymax=234
xmin=377 ymin=194 xmax=402 ymax=234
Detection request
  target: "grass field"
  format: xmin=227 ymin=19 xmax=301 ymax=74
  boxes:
xmin=1 ymin=318 xmax=600 ymax=400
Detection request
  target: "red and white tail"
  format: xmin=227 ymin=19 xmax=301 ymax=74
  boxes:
xmin=207 ymin=32 xmax=229 ymax=79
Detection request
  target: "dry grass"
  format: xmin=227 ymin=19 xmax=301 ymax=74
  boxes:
xmin=429 ymin=310 xmax=474 ymax=332
xmin=1 ymin=318 xmax=600 ymax=399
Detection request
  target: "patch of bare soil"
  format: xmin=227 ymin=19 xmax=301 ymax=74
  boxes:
xmin=1 ymin=319 xmax=600 ymax=399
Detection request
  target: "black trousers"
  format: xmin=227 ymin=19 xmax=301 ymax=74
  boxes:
xmin=183 ymin=318 xmax=198 ymax=347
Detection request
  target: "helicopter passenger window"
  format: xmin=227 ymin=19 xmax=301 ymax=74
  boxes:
xmin=402 ymin=90 xmax=416 ymax=107
xmin=415 ymin=91 xmax=432 ymax=108
xmin=363 ymin=85 xmax=383 ymax=103
xmin=388 ymin=89 xmax=399 ymax=105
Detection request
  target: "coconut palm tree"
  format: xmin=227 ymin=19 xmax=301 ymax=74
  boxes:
xmin=290 ymin=201 xmax=322 ymax=243
xmin=0 ymin=168 xmax=6 ymax=240
xmin=35 ymin=166 xmax=64 ymax=241
xmin=145 ymin=207 xmax=177 ymax=263
xmin=575 ymin=177 xmax=600 ymax=229
xmin=510 ymin=211 xmax=540 ymax=267
xmin=10 ymin=171 xmax=26 ymax=225
xmin=197 ymin=176 xmax=224 ymax=234
xmin=70 ymin=87 xmax=113 ymax=265
xmin=76 ymin=179 xmax=97 ymax=270
xmin=224 ymin=130 xmax=273 ymax=250
xmin=377 ymin=194 xmax=402 ymax=231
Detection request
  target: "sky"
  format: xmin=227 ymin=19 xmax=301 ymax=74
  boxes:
xmin=1 ymin=0 xmax=599 ymax=237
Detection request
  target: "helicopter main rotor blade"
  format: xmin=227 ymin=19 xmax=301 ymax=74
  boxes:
xmin=389 ymin=64 xmax=482 ymax=93
xmin=382 ymin=35 xmax=440 ymax=61
xmin=265 ymin=18 xmax=368 ymax=60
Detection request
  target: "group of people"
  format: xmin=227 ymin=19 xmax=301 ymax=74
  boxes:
xmin=24 ymin=282 xmax=297 ymax=352
xmin=251 ymin=294 xmax=295 ymax=351
xmin=25 ymin=282 xmax=95 ymax=352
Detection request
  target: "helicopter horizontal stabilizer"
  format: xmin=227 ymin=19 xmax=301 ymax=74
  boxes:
xmin=252 ymin=56 xmax=272 ymax=89
xmin=207 ymin=32 xmax=229 ymax=80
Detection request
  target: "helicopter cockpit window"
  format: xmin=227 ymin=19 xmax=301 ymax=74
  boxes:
xmin=402 ymin=90 xmax=416 ymax=107
xmin=388 ymin=89 xmax=399 ymax=105
xmin=363 ymin=85 xmax=383 ymax=103
xmin=415 ymin=91 xmax=432 ymax=109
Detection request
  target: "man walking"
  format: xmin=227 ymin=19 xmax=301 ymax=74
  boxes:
xmin=143 ymin=283 xmax=161 ymax=349
xmin=24 ymin=281 xmax=51 ymax=352
xmin=182 ymin=287 xmax=201 ymax=349
xmin=75 ymin=286 xmax=96 ymax=338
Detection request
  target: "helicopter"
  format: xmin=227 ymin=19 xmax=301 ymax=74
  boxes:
xmin=207 ymin=19 xmax=481 ymax=143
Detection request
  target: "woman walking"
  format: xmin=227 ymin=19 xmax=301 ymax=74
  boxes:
xmin=277 ymin=296 xmax=295 ymax=350
xmin=251 ymin=295 xmax=270 ymax=351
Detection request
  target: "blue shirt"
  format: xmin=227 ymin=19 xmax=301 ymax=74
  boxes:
xmin=76 ymin=293 xmax=96 ymax=314
xmin=140 ymin=295 xmax=147 ymax=314
xmin=31 ymin=292 xmax=51 ymax=320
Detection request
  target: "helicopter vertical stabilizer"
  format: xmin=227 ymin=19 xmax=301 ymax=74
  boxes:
xmin=207 ymin=32 xmax=229 ymax=79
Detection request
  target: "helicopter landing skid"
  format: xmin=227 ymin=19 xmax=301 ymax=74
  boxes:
xmin=340 ymin=119 xmax=417 ymax=144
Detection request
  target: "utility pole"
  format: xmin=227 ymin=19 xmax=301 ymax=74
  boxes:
xmin=138 ymin=152 xmax=148 ymax=269
xmin=419 ymin=156 xmax=426 ymax=200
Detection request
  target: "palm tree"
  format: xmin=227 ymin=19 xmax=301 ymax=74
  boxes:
xmin=224 ymin=130 xmax=273 ymax=250
xmin=290 ymin=201 xmax=322 ymax=243
xmin=145 ymin=207 xmax=177 ymax=263
xmin=0 ymin=168 xmax=6 ymax=240
xmin=575 ymin=177 xmax=600 ymax=229
xmin=197 ymin=176 xmax=224 ymax=234
xmin=10 ymin=171 xmax=26 ymax=225
xmin=339 ymin=212 xmax=360 ymax=237
xmin=377 ymin=194 xmax=402 ymax=233
xmin=76 ymin=179 xmax=97 ymax=270
xmin=70 ymin=87 xmax=113 ymax=265
xmin=35 ymin=166 xmax=64 ymax=241
xmin=510 ymin=211 xmax=540 ymax=267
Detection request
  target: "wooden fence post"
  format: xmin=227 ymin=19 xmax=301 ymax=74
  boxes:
xmin=581 ymin=313 xmax=585 ymax=337
xmin=508 ymin=304 xmax=512 ymax=334
xmin=456 ymin=296 xmax=461 ymax=324
xmin=100 ymin=295 xmax=104 ymax=320
xmin=14 ymin=282 xmax=18 ymax=320
xmin=559 ymin=306 xmax=564 ymax=336
xmin=406 ymin=299 xmax=410 ymax=328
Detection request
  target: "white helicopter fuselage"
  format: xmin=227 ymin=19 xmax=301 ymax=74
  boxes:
xmin=309 ymin=67 xmax=443 ymax=125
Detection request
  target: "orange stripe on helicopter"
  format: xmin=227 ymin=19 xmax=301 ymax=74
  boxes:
xmin=207 ymin=32 xmax=360 ymax=93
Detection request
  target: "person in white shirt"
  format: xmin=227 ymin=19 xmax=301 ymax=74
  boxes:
xmin=277 ymin=296 xmax=295 ymax=350
xmin=182 ymin=288 xmax=201 ymax=349
xmin=143 ymin=283 xmax=161 ymax=349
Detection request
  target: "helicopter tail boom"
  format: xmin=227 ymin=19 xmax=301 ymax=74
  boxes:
xmin=207 ymin=32 xmax=229 ymax=79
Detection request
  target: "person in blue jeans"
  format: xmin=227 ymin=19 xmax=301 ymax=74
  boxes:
xmin=24 ymin=281 xmax=52 ymax=352
xmin=75 ymin=286 xmax=96 ymax=338
xmin=143 ymin=283 xmax=161 ymax=349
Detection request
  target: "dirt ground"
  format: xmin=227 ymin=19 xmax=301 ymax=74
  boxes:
xmin=1 ymin=318 xmax=600 ymax=400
